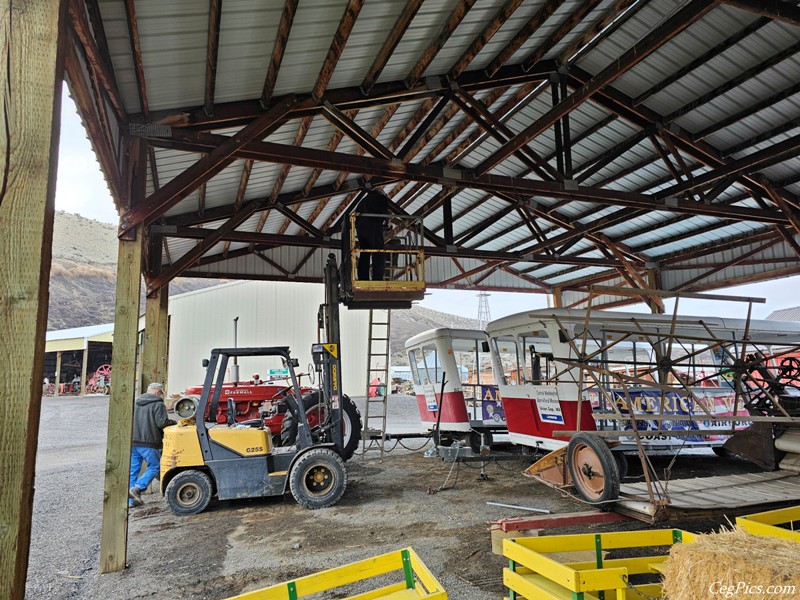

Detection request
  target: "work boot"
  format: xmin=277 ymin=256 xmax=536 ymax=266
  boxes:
xmin=129 ymin=486 xmax=143 ymax=507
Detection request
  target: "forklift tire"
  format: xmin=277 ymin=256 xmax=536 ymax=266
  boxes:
xmin=281 ymin=394 xmax=362 ymax=460
xmin=289 ymin=448 xmax=347 ymax=510
xmin=165 ymin=470 xmax=213 ymax=516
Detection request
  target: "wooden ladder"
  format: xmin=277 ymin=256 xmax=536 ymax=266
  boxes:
xmin=362 ymin=308 xmax=391 ymax=458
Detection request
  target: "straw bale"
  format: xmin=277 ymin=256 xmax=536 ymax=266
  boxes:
xmin=662 ymin=527 xmax=800 ymax=600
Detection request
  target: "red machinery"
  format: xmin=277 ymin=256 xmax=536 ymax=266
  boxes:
xmin=183 ymin=373 xmax=361 ymax=459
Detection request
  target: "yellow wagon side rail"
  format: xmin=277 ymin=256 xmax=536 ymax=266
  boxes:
xmin=736 ymin=505 xmax=800 ymax=542
xmin=225 ymin=547 xmax=447 ymax=600
xmin=503 ymin=529 xmax=696 ymax=600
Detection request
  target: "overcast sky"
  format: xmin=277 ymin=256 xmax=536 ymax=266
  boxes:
xmin=55 ymin=89 xmax=800 ymax=323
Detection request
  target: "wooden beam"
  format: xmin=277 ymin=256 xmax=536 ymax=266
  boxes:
xmin=123 ymin=0 xmax=149 ymax=116
xmin=141 ymin=284 xmax=169 ymax=391
xmin=485 ymin=0 xmax=566 ymax=77
xmin=147 ymin=130 xmax=786 ymax=224
xmin=476 ymin=0 xmax=715 ymax=175
xmin=0 ymin=2 xmax=64 ymax=597
xmin=121 ymin=95 xmax=299 ymax=234
xmin=405 ymin=0 xmax=477 ymax=88
xmin=99 ymin=133 xmax=148 ymax=572
xmin=261 ymin=0 xmax=299 ymax=106
xmin=322 ymin=102 xmax=394 ymax=158
xmin=80 ymin=342 xmax=90 ymax=396
xmin=313 ymin=0 xmax=364 ymax=101
xmin=449 ymin=0 xmax=525 ymax=78
xmin=717 ymin=0 xmax=800 ymax=27
xmin=204 ymin=0 xmax=223 ymax=115
xmin=223 ymin=159 xmax=253 ymax=257
xmin=67 ymin=0 xmax=127 ymax=121
xmin=99 ymin=225 xmax=143 ymax=573
xmin=521 ymin=0 xmax=602 ymax=72
xmin=361 ymin=0 xmax=423 ymax=94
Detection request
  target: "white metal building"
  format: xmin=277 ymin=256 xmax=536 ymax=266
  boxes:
xmin=166 ymin=280 xmax=370 ymax=396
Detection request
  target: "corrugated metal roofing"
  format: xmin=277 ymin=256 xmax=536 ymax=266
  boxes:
xmin=67 ymin=0 xmax=800 ymax=307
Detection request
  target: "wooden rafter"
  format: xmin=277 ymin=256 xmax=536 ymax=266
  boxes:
xmin=123 ymin=0 xmax=150 ymax=116
xmin=476 ymin=0 xmax=715 ymax=175
xmin=121 ymin=95 xmax=299 ymax=234
xmin=261 ymin=0 xmax=299 ymax=107
xmin=361 ymin=0 xmax=424 ymax=93
xmin=223 ymin=159 xmax=253 ymax=257
xmin=204 ymin=0 xmax=223 ymax=116
xmin=717 ymin=0 xmax=800 ymax=27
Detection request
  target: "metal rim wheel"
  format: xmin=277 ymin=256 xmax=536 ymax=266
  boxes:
xmin=290 ymin=448 xmax=347 ymax=509
xmin=567 ymin=432 xmax=620 ymax=504
xmin=165 ymin=470 xmax=213 ymax=516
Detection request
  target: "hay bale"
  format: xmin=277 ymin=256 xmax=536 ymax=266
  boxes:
xmin=662 ymin=527 xmax=800 ymax=600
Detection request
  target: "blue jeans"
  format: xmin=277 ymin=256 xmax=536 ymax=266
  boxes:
xmin=129 ymin=446 xmax=161 ymax=503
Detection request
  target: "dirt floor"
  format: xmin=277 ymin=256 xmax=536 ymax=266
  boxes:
xmin=25 ymin=394 xmax=771 ymax=599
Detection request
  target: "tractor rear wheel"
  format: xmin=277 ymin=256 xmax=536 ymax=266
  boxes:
xmin=281 ymin=393 xmax=362 ymax=460
xmin=165 ymin=470 xmax=213 ymax=516
xmin=289 ymin=448 xmax=347 ymax=509
xmin=567 ymin=432 xmax=620 ymax=504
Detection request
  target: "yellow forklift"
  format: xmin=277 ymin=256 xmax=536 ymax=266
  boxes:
xmin=161 ymin=344 xmax=346 ymax=515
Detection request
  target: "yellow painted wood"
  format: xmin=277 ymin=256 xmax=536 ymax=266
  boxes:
xmin=504 ymin=570 xmax=595 ymax=600
xmin=737 ymin=506 xmax=800 ymax=541
xmin=503 ymin=540 xmax=578 ymax=589
xmin=409 ymin=548 xmax=446 ymax=594
xmin=225 ymin=548 xmax=447 ymax=600
xmin=46 ymin=337 xmax=87 ymax=353
xmin=99 ymin=223 xmax=144 ymax=573
xmin=0 ymin=0 xmax=65 ymax=597
xmin=345 ymin=582 xmax=409 ymax=600
xmin=565 ymin=555 xmax=668 ymax=575
xmin=509 ymin=529 xmax=678 ymax=554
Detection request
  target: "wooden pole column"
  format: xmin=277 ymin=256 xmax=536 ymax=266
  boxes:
xmin=0 ymin=2 xmax=66 ymax=598
xmin=80 ymin=341 xmax=89 ymax=396
xmin=54 ymin=351 xmax=62 ymax=397
xmin=647 ymin=268 xmax=664 ymax=314
xmin=552 ymin=287 xmax=563 ymax=308
xmin=141 ymin=283 xmax=169 ymax=392
xmin=99 ymin=225 xmax=143 ymax=573
xmin=100 ymin=136 xmax=147 ymax=573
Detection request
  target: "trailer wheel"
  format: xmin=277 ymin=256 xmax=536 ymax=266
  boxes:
xmin=612 ymin=451 xmax=628 ymax=481
xmin=468 ymin=430 xmax=493 ymax=453
xmin=567 ymin=433 xmax=620 ymax=504
xmin=290 ymin=448 xmax=347 ymax=510
xmin=281 ymin=393 xmax=362 ymax=460
xmin=165 ymin=470 xmax=213 ymax=516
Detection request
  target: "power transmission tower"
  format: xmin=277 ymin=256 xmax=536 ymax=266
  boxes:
xmin=477 ymin=292 xmax=491 ymax=329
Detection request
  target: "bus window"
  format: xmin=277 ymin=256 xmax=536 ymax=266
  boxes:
xmin=421 ymin=344 xmax=441 ymax=384
xmin=492 ymin=336 xmax=521 ymax=385
xmin=520 ymin=335 xmax=552 ymax=383
xmin=408 ymin=350 xmax=422 ymax=385
xmin=452 ymin=338 xmax=478 ymax=400
xmin=478 ymin=339 xmax=494 ymax=386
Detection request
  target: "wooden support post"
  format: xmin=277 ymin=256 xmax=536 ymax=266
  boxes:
xmin=80 ymin=342 xmax=89 ymax=396
xmin=647 ymin=269 xmax=664 ymax=314
xmin=141 ymin=284 xmax=169 ymax=392
xmin=54 ymin=351 xmax=62 ymax=397
xmin=0 ymin=1 xmax=66 ymax=598
xmin=99 ymin=225 xmax=144 ymax=573
xmin=553 ymin=287 xmax=563 ymax=308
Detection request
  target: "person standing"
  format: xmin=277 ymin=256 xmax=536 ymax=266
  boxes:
xmin=355 ymin=190 xmax=389 ymax=281
xmin=129 ymin=382 xmax=174 ymax=507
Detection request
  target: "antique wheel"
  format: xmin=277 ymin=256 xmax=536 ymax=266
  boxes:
xmin=567 ymin=432 xmax=620 ymax=504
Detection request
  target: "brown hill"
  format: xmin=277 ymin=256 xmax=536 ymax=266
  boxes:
xmin=47 ymin=212 xmax=481 ymax=354
xmin=47 ymin=212 xmax=223 ymax=330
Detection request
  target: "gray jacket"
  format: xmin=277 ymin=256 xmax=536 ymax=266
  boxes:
xmin=132 ymin=393 xmax=174 ymax=449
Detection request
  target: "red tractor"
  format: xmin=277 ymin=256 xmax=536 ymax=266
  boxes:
xmin=183 ymin=372 xmax=362 ymax=460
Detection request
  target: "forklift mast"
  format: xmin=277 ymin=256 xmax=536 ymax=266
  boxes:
xmin=313 ymin=254 xmax=345 ymax=451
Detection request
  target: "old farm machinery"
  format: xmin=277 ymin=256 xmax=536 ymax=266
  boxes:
xmin=485 ymin=292 xmax=800 ymax=519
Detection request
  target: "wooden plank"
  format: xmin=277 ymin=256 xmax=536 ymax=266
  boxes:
xmin=141 ymin=284 xmax=169 ymax=391
xmin=0 ymin=1 xmax=65 ymax=598
xmin=99 ymin=134 xmax=147 ymax=572
xmin=54 ymin=351 xmax=62 ymax=397
xmin=80 ymin=343 xmax=89 ymax=395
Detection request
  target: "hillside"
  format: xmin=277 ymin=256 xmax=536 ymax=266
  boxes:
xmin=48 ymin=212 xmax=223 ymax=330
xmin=48 ymin=212 xmax=481 ymax=357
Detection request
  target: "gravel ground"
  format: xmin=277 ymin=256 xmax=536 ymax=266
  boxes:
xmin=25 ymin=394 xmax=760 ymax=599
